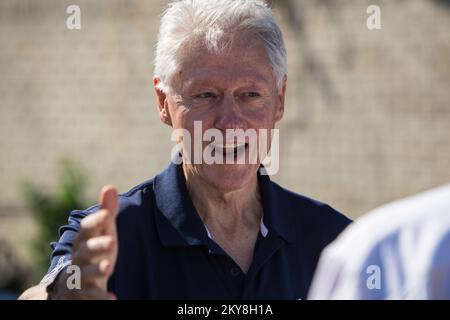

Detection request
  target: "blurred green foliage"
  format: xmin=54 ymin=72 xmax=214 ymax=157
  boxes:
xmin=21 ymin=158 xmax=89 ymax=280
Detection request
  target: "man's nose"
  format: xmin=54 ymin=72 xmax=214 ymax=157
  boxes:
xmin=214 ymin=93 xmax=246 ymax=131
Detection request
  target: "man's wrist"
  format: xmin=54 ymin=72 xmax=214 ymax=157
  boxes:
xmin=46 ymin=267 xmax=68 ymax=300
xmin=41 ymin=258 xmax=72 ymax=300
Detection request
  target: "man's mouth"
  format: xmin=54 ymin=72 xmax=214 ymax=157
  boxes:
xmin=211 ymin=142 xmax=248 ymax=159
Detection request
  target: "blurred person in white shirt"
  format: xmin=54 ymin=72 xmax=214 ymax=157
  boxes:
xmin=308 ymin=183 xmax=450 ymax=300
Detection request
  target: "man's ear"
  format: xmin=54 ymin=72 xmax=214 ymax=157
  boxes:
xmin=153 ymin=77 xmax=172 ymax=126
xmin=274 ymin=75 xmax=287 ymax=123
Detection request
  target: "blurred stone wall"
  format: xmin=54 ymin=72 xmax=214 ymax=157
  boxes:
xmin=274 ymin=0 xmax=450 ymax=215
xmin=0 ymin=0 xmax=449 ymax=272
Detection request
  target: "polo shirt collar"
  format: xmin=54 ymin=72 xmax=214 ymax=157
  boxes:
xmin=153 ymin=162 xmax=209 ymax=246
xmin=257 ymin=167 xmax=296 ymax=243
xmin=153 ymin=162 xmax=295 ymax=247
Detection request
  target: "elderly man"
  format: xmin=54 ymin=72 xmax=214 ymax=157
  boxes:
xmin=20 ymin=0 xmax=350 ymax=300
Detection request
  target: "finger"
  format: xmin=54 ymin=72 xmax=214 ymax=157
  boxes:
xmin=99 ymin=185 xmax=119 ymax=218
xmin=98 ymin=185 xmax=120 ymax=236
xmin=73 ymin=235 xmax=116 ymax=265
xmin=80 ymin=259 xmax=114 ymax=287
xmin=78 ymin=208 xmax=116 ymax=240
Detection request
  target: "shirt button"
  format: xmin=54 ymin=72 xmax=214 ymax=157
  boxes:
xmin=230 ymin=267 xmax=240 ymax=277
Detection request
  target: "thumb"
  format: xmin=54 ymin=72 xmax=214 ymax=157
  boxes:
xmin=99 ymin=185 xmax=120 ymax=218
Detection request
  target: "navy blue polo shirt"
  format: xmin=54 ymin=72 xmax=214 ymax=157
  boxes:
xmin=45 ymin=162 xmax=351 ymax=299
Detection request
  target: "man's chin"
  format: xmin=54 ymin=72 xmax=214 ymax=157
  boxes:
xmin=200 ymin=163 xmax=259 ymax=192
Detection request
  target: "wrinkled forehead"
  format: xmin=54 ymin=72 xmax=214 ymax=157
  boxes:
xmin=171 ymin=34 xmax=275 ymax=91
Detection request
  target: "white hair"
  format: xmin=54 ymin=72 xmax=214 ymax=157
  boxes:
xmin=154 ymin=0 xmax=287 ymax=93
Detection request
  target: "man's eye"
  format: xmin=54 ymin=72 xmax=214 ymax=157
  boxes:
xmin=195 ymin=92 xmax=216 ymax=99
xmin=245 ymin=92 xmax=261 ymax=98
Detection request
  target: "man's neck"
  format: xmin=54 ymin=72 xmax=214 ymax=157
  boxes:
xmin=183 ymin=165 xmax=263 ymax=233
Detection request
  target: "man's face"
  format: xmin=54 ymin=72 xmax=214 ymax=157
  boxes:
xmin=157 ymin=35 xmax=286 ymax=192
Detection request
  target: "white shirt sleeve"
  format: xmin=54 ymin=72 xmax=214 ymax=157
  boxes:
xmin=308 ymin=184 xmax=450 ymax=300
